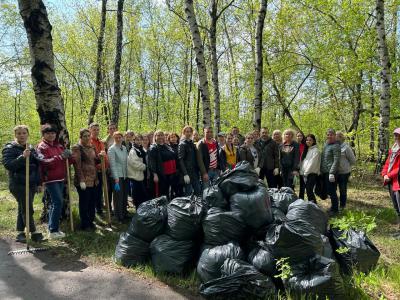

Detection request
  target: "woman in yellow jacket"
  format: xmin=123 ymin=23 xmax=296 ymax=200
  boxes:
xmin=222 ymin=133 xmax=239 ymax=170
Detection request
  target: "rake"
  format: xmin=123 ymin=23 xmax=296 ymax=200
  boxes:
xmin=101 ymin=155 xmax=113 ymax=231
xmin=8 ymin=143 xmax=47 ymax=255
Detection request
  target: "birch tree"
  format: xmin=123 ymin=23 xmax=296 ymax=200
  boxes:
xmin=376 ymin=0 xmax=391 ymax=168
xmin=111 ymin=0 xmax=124 ymax=126
xmin=18 ymin=0 xmax=69 ymax=144
xmin=253 ymin=0 xmax=267 ymax=131
xmin=184 ymin=0 xmax=211 ymax=128
xmin=88 ymin=0 xmax=107 ymax=125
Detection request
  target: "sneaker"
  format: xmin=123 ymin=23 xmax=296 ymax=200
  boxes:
xmin=16 ymin=232 xmax=26 ymax=243
xmin=31 ymin=232 xmax=44 ymax=242
xmin=48 ymin=231 xmax=66 ymax=240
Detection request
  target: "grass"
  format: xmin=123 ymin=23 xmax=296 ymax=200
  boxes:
xmin=0 ymin=169 xmax=399 ymax=299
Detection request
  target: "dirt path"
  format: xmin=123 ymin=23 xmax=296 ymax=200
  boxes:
xmin=0 ymin=238 xmax=199 ymax=300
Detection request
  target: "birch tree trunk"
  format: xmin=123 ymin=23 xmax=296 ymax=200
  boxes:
xmin=88 ymin=0 xmax=107 ymax=125
xmin=18 ymin=0 xmax=69 ymax=144
xmin=209 ymin=0 xmax=221 ymax=133
xmin=184 ymin=0 xmax=211 ymax=128
xmin=376 ymin=0 xmax=391 ymax=169
xmin=111 ymin=0 xmax=124 ymax=126
xmin=253 ymin=0 xmax=267 ymax=130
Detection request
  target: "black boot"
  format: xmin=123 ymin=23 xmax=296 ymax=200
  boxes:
xmin=16 ymin=232 xmax=26 ymax=243
xmin=31 ymin=232 xmax=44 ymax=242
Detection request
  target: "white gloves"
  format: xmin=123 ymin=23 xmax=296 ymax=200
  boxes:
xmin=79 ymin=182 xmax=86 ymax=190
xmin=255 ymin=167 xmax=260 ymax=175
xmin=329 ymin=174 xmax=335 ymax=182
xmin=184 ymin=175 xmax=191 ymax=185
xmin=273 ymin=168 xmax=279 ymax=176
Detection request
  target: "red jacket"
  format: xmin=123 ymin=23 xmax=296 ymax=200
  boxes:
xmin=37 ymin=139 xmax=67 ymax=184
xmin=381 ymin=145 xmax=400 ymax=191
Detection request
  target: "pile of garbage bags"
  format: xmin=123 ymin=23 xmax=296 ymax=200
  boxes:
xmin=114 ymin=161 xmax=380 ymax=299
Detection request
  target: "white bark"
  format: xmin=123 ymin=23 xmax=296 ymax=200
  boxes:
xmin=210 ymin=0 xmax=221 ymax=134
xmin=18 ymin=0 xmax=69 ymax=144
xmin=376 ymin=0 xmax=391 ymax=167
xmin=88 ymin=0 xmax=107 ymax=125
xmin=184 ymin=0 xmax=211 ymax=128
xmin=253 ymin=0 xmax=267 ymax=130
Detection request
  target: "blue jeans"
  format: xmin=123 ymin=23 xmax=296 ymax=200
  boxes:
xmin=46 ymin=181 xmax=64 ymax=233
xmin=184 ymin=176 xmax=202 ymax=197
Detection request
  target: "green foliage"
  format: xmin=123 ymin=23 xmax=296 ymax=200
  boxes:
xmin=274 ymin=257 xmax=293 ymax=280
xmin=330 ymin=210 xmax=377 ymax=234
xmin=336 ymin=246 xmax=350 ymax=255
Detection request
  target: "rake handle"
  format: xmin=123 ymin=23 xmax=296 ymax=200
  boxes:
xmin=66 ymin=158 xmax=74 ymax=232
xmin=25 ymin=144 xmax=30 ymax=250
xmin=101 ymin=156 xmax=112 ymax=227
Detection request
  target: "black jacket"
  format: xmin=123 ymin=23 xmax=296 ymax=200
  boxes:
xmin=148 ymin=143 xmax=176 ymax=178
xmin=178 ymin=139 xmax=200 ymax=177
xmin=2 ymin=142 xmax=40 ymax=187
xmin=196 ymin=139 xmax=225 ymax=175
xmin=239 ymin=145 xmax=259 ymax=168
xmin=255 ymin=138 xmax=280 ymax=170
xmin=280 ymin=141 xmax=300 ymax=171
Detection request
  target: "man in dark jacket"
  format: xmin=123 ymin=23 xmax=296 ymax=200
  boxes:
xmin=255 ymin=127 xmax=280 ymax=188
xmin=2 ymin=125 xmax=43 ymax=243
xmin=197 ymin=127 xmax=225 ymax=187
xmin=179 ymin=126 xmax=201 ymax=196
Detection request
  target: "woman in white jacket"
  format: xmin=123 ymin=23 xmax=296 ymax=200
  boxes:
xmin=127 ymin=134 xmax=148 ymax=208
xmin=300 ymin=134 xmax=321 ymax=203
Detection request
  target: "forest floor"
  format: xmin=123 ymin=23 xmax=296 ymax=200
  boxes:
xmin=0 ymin=167 xmax=399 ymax=300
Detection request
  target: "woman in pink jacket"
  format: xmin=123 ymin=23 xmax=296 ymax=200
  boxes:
xmin=37 ymin=124 xmax=72 ymax=239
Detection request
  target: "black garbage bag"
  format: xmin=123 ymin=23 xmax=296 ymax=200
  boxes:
xmin=269 ymin=189 xmax=298 ymax=214
xmin=248 ymin=242 xmax=276 ymax=276
xmin=150 ymin=234 xmax=195 ymax=274
xmin=321 ymin=235 xmax=334 ymax=259
xmin=166 ymin=196 xmax=204 ymax=240
xmin=265 ymin=219 xmax=324 ymax=263
xmin=286 ymin=199 xmax=328 ymax=234
xmin=271 ymin=207 xmax=287 ymax=224
xmin=203 ymin=207 xmax=247 ymax=246
xmin=230 ymin=183 xmax=273 ymax=229
xmin=203 ymin=185 xmax=227 ymax=209
xmin=328 ymin=228 xmax=380 ymax=274
xmin=217 ymin=161 xmax=259 ymax=196
xmin=197 ymin=242 xmax=245 ymax=283
xmin=285 ymin=255 xmax=345 ymax=299
xmin=114 ymin=232 xmax=150 ymax=267
xmin=200 ymin=258 xmax=277 ymax=299
xmin=127 ymin=196 xmax=168 ymax=242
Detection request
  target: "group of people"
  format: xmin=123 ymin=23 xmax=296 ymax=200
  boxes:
xmin=3 ymin=121 xmax=400 ymax=243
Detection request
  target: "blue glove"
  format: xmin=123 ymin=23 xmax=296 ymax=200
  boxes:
xmin=114 ymin=183 xmax=120 ymax=192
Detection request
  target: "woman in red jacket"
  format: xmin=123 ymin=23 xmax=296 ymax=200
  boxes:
xmin=37 ymin=124 xmax=72 ymax=239
xmin=382 ymin=128 xmax=400 ymax=238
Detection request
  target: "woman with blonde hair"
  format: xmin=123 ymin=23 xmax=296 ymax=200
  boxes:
xmin=222 ymin=133 xmax=239 ymax=170
xmin=2 ymin=125 xmax=43 ymax=242
xmin=148 ymin=130 xmax=177 ymax=199
xmin=280 ymin=129 xmax=300 ymax=189
xmin=108 ymin=131 xmax=128 ymax=223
